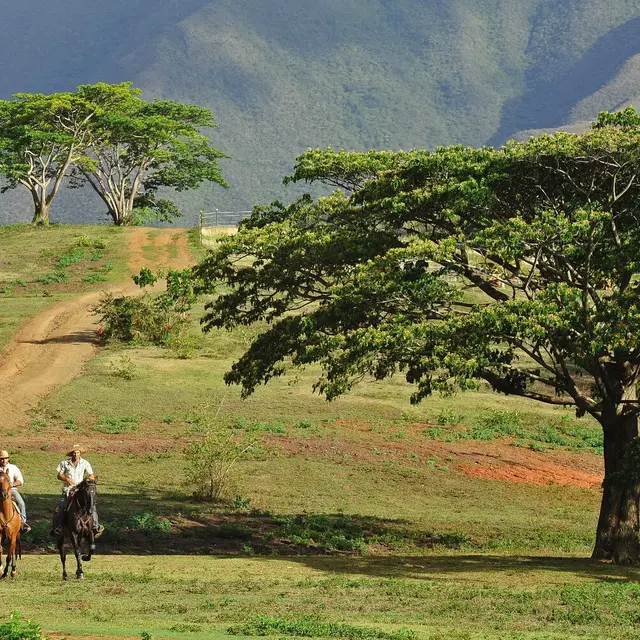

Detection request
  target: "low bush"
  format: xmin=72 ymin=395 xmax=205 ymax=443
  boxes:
xmin=0 ymin=612 xmax=44 ymax=640
xmin=228 ymin=615 xmax=417 ymax=640
xmin=185 ymin=426 xmax=257 ymax=501
xmin=94 ymin=416 xmax=139 ymax=434
xmin=124 ymin=512 xmax=171 ymax=535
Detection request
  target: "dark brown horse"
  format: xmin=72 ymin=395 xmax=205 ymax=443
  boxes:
xmin=0 ymin=471 xmax=21 ymax=578
xmin=55 ymin=479 xmax=98 ymax=580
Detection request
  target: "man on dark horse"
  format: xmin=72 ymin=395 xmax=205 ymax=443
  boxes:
xmin=51 ymin=445 xmax=104 ymax=537
xmin=0 ymin=450 xmax=31 ymax=533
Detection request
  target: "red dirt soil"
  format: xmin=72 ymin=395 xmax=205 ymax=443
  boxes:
xmin=268 ymin=419 xmax=603 ymax=490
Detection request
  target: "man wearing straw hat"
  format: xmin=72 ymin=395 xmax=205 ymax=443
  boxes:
xmin=0 ymin=450 xmax=31 ymax=533
xmin=52 ymin=444 xmax=104 ymax=537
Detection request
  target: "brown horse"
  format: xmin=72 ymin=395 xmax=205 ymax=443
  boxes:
xmin=0 ymin=471 xmax=21 ymax=578
xmin=55 ymin=479 xmax=97 ymax=580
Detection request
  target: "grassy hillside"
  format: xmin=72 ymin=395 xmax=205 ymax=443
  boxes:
xmin=1 ymin=227 xmax=640 ymax=639
xmin=2 ymin=1 xmax=640 ymax=224
xmin=0 ymin=224 xmax=127 ymax=348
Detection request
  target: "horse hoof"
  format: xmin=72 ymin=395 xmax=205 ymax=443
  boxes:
xmin=81 ymin=555 xmax=91 ymax=562
xmin=77 ymin=574 xmax=84 ymax=580
xmin=10 ymin=573 xmax=16 ymax=578
xmin=63 ymin=575 xmax=68 ymax=581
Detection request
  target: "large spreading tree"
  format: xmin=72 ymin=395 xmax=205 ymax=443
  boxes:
xmin=195 ymin=109 xmax=640 ymax=564
xmin=0 ymin=92 xmax=95 ymax=224
xmin=72 ymin=83 xmax=228 ymax=226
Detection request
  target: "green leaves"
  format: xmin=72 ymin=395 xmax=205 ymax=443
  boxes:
xmin=0 ymin=82 xmax=227 ymax=225
xmin=198 ymin=108 xmax=640 ymax=423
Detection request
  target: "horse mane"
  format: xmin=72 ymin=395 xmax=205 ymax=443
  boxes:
xmin=75 ymin=478 xmax=97 ymax=490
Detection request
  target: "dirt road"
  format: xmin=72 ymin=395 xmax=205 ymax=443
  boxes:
xmin=0 ymin=228 xmax=194 ymax=428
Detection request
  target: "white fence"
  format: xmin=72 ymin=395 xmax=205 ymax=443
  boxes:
xmin=198 ymin=210 xmax=252 ymax=246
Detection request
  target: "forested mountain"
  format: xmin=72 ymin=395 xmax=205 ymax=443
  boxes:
xmin=2 ymin=0 xmax=640 ymax=225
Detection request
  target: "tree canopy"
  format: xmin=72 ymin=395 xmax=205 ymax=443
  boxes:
xmin=72 ymin=83 xmax=228 ymax=226
xmin=0 ymin=83 xmax=227 ymax=225
xmin=195 ymin=108 xmax=640 ymax=563
xmin=0 ymin=91 xmax=95 ymax=224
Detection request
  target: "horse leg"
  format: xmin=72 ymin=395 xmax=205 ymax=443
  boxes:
xmin=0 ymin=533 xmax=5 ymax=580
xmin=71 ymin=532 xmax=84 ymax=579
xmin=8 ymin=535 xmax=17 ymax=577
xmin=2 ymin=543 xmax=11 ymax=579
xmin=57 ymin=535 xmax=68 ymax=581
xmin=82 ymin=531 xmax=95 ymax=562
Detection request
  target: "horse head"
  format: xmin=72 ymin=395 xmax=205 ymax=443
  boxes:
xmin=73 ymin=478 xmax=98 ymax=515
xmin=0 ymin=472 xmax=11 ymax=502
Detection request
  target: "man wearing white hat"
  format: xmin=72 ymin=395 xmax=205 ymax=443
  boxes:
xmin=0 ymin=450 xmax=31 ymax=533
xmin=52 ymin=444 xmax=103 ymax=537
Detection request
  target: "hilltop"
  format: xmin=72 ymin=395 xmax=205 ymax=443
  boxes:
xmin=1 ymin=0 xmax=640 ymax=224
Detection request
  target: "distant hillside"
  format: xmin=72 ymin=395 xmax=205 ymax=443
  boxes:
xmin=2 ymin=0 xmax=640 ymax=225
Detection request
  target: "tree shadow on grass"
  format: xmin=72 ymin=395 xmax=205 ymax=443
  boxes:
xmin=20 ymin=491 xmax=464 ymax=557
xmin=19 ymin=492 xmax=636 ymax=582
xmin=274 ymin=553 xmax=640 ymax=584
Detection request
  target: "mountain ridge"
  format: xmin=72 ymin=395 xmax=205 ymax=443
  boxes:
xmin=2 ymin=0 xmax=640 ymax=225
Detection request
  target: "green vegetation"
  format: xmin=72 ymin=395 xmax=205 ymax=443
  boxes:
xmin=0 ymin=83 xmax=226 ymax=225
xmin=4 ymin=0 xmax=640 ymax=221
xmin=196 ymin=117 xmax=640 ymax=563
xmin=0 ymin=224 xmax=126 ymax=349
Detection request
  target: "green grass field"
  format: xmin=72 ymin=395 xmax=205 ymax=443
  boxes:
xmin=1 ymin=225 xmax=637 ymax=640
xmin=0 ymin=224 xmax=127 ymax=349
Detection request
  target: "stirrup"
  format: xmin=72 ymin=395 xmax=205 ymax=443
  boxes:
xmin=20 ymin=522 xmax=31 ymax=534
xmin=93 ymin=525 xmax=104 ymax=538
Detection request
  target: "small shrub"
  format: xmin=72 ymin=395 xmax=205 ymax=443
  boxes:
xmin=88 ymin=250 xmax=105 ymax=261
xmin=93 ymin=293 xmax=189 ymax=346
xmin=436 ymin=407 xmax=462 ymax=426
xmin=82 ymin=273 xmax=107 ymax=283
xmin=57 ymin=248 xmax=85 ymax=268
xmin=215 ymin=522 xmax=252 ymax=540
xmin=469 ymin=410 xmax=525 ymax=440
xmin=250 ymin=421 xmax=287 ymax=434
xmin=75 ymin=235 xmax=106 ymax=249
xmin=232 ymin=495 xmax=252 ymax=510
xmin=185 ymin=426 xmax=256 ymax=501
xmin=94 ymin=416 xmax=139 ymax=434
xmin=36 ymin=269 xmax=69 ymax=285
xmin=228 ymin=615 xmax=417 ymax=640
xmin=124 ymin=512 xmax=171 ymax=535
xmin=0 ymin=612 xmax=44 ymax=640
xmin=110 ymin=355 xmax=137 ymax=380
xmin=294 ymin=420 xmax=313 ymax=429
xmin=166 ymin=326 xmax=203 ymax=359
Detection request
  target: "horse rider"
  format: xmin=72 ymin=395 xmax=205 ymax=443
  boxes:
xmin=0 ymin=450 xmax=31 ymax=533
xmin=52 ymin=445 xmax=104 ymax=537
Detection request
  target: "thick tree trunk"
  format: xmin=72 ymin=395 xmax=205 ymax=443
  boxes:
xmin=31 ymin=193 xmax=51 ymax=225
xmin=592 ymin=408 xmax=640 ymax=563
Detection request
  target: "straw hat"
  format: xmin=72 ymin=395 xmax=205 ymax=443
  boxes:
xmin=0 ymin=451 xmax=9 ymax=460
xmin=66 ymin=444 xmax=83 ymax=457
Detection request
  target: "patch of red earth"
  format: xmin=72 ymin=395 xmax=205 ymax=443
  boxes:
xmin=266 ymin=419 xmax=603 ymax=490
xmin=3 ymin=432 xmax=180 ymax=456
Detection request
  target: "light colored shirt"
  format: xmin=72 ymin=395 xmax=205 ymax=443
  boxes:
xmin=57 ymin=458 xmax=94 ymax=494
xmin=0 ymin=463 xmax=23 ymax=487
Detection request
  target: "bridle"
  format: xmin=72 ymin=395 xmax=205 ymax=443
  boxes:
xmin=70 ymin=479 xmax=97 ymax=517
